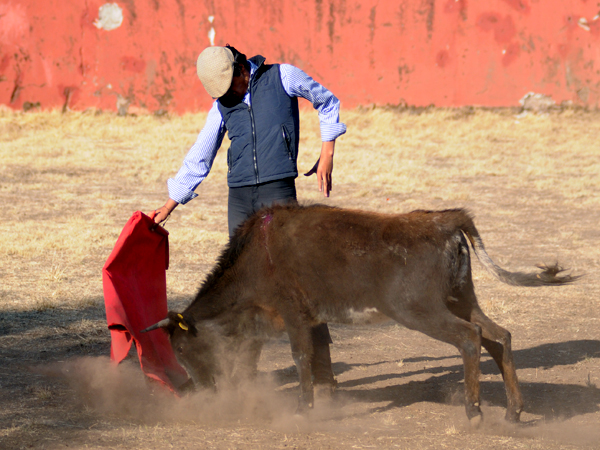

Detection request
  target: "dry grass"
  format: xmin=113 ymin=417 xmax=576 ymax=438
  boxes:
xmin=1 ymin=106 xmax=600 ymax=449
xmin=2 ymin=106 xmax=598 ymax=307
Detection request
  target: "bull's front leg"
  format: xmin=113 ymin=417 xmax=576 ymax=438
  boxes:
xmin=230 ymin=338 xmax=265 ymax=385
xmin=286 ymin=323 xmax=314 ymax=413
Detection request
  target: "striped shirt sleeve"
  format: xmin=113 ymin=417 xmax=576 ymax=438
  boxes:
xmin=279 ymin=64 xmax=347 ymax=142
xmin=167 ymin=101 xmax=226 ymax=204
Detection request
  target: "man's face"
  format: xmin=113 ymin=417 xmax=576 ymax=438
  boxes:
xmin=219 ymin=65 xmax=249 ymax=107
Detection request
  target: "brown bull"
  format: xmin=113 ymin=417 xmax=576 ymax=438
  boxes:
xmin=143 ymin=204 xmax=578 ymax=424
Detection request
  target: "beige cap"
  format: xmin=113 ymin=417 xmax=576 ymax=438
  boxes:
xmin=196 ymin=46 xmax=235 ymax=98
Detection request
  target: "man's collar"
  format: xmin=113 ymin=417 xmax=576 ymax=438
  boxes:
xmin=248 ymin=59 xmax=258 ymax=79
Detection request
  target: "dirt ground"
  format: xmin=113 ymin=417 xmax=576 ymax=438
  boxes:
xmin=1 ymin=108 xmax=599 ymax=449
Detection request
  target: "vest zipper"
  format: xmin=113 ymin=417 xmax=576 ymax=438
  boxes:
xmin=246 ymin=79 xmax=259 ymax=184
xmin=248 ymin=105 xmax=259 ymax=184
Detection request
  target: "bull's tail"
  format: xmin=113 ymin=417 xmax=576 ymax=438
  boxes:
xmin=456 ymin=212 xmax=580 ymax=287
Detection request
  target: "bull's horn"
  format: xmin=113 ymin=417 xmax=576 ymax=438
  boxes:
xmin=140 ymin=318 xmax=170 ymax=333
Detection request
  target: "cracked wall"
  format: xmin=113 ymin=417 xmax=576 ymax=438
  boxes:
xmin=1 ymin=0 xmax=600 ymax=113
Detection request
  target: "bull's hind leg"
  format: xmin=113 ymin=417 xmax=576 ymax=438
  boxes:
xmin=390 ymin=308 xmax=484 ymax=425
xmin=471 ymin=307 xmax=524 ymax=422
xmin=436 ymin=317 xmax=484 ymax=425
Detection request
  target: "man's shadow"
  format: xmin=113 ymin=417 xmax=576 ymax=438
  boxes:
xmin=272 ymin=339 xmax=600 ymax=420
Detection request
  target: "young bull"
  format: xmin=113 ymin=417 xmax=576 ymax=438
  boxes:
xmin=143 ymin=205 xmax=578 ymax=425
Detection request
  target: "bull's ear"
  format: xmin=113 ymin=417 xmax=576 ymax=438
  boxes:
xmin=168 ymin=311 xmax=197 ymax=336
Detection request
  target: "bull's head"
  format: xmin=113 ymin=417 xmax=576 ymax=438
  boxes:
xmin=142 ymin=311 xmax=224 ymax=390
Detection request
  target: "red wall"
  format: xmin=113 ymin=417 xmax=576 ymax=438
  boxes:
xmin=2 ymin=0 xmax=600 ymax=112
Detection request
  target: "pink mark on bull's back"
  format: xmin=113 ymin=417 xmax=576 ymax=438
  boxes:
xmin=261 ymin=214 xmax=274 ymax=268
xmin=262 ymin=213 xmax=273 ymax=226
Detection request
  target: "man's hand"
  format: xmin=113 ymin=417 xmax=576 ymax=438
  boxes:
xmin=153 ymin=199 xmax=179 ymax=224
xmin=317 ymin=141 xmax=335 ymax=197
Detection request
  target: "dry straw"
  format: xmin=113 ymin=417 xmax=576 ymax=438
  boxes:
xmin=1 ymin=107 xmax=599 ymax=310
xmin=1 ymin=106 xmax=599 ymax=449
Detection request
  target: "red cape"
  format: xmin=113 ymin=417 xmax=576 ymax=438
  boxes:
xmin=102 ymin=211 xmax=188 ymax=392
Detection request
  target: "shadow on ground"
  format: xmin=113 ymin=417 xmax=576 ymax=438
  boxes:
xmin=274 ymin=339 xmax=600 ymax=420
xmin=1 ymin=304 xmax=599 ymax=422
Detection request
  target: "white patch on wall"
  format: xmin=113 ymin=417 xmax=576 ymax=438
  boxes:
xmin=94 ymin=3 xmax=123 ymax=31
xmin=208 ymin=16 xmax=215 ymax=46
xmin=519 ymin=92 xmax=555 ymax=113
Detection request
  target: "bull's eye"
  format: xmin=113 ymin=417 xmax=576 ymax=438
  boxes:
xmin=177 ymin=347 xmax=183 ymax=354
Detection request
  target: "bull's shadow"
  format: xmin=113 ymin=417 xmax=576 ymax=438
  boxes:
xmin=271 ymin=339 xmax=600 ymax=420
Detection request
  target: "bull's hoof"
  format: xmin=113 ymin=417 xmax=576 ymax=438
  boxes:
xmin=294 ymin=404 xmax=313 ymax=417
xmin=466 ymin=403 xmax=483 ymax=428
xmin=295 ymin=393 xmax=314 ymax=416
xmin=468 ymin=413 xmax=483 ymax=429
xmin=505 ymin=408 xmax=522 ymax=423
xmin=314 ymin=383 xmax=336 ymax=401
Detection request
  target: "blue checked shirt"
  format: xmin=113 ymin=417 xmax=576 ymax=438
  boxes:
xmin=167 ymin=61 xmax=347 ymax=204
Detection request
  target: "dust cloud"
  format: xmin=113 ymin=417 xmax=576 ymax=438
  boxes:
xmin=39 ymin=357 xmax=600 ymax=445
xmin=40 ymin=356 xmax=347 ymax=432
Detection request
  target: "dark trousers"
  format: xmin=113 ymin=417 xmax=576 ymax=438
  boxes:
xmin=227 ymin=177 xmax=333 ymax=352
xmin=228 ymin=177 xmax=298 ymax=238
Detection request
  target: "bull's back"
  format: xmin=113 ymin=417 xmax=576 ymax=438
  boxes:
xmin=263 ymin=206 xmax=469 ymax=319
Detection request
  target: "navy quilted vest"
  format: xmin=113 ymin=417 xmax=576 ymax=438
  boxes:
xmin=218 ymin=56 xmax=300 ymax=187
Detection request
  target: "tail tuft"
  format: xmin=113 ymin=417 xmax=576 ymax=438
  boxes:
xmin=534 ymin=263 xmax=582 ymax=285
xmin=460 ymin=223 xmax=582 ymax=288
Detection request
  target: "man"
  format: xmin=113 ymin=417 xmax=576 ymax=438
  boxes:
xmin=153 ymin=45 xmax=346 ymax=393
